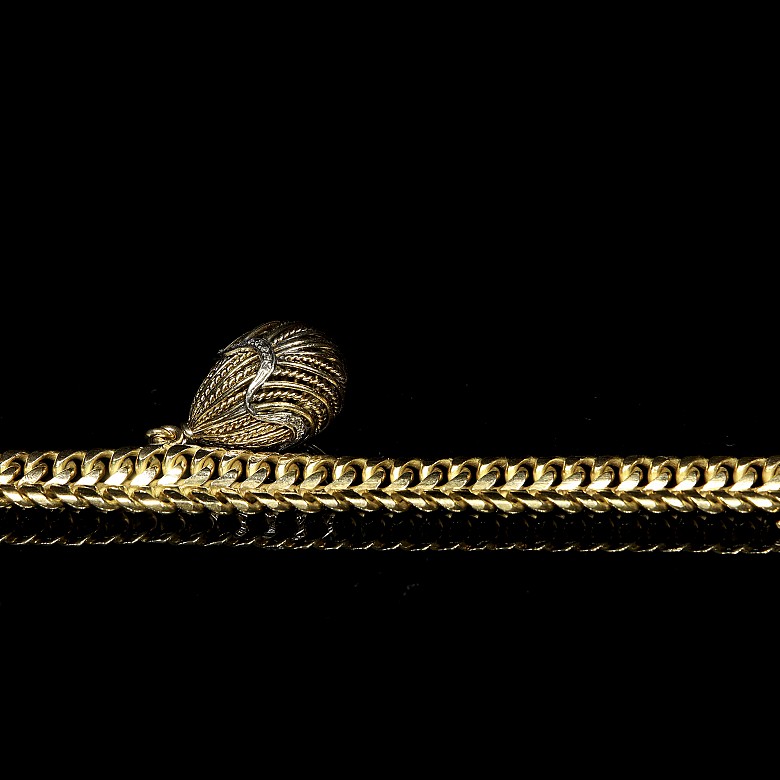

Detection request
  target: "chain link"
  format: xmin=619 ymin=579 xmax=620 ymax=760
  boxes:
xmin=2 ymin=446 xmax=779 ymax=518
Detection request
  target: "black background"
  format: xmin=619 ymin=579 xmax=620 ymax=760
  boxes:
xmin=1 ymin=75 xmax=777 ymax=680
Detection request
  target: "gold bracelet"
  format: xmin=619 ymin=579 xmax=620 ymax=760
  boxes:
xmin=2 ymin=321 xmax=778 ymax=550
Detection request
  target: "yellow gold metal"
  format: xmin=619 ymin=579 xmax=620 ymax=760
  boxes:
xmin=1 ymin=321 xmax=778 ymax=549
xmin=1 ymin=449 xmax=778 ymax=516
xmin=147 ymin=321 xmax=347 ymax=450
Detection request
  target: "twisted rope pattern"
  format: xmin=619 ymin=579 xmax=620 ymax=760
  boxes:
xmin=2 ymin=447 xmax=779 ymax=517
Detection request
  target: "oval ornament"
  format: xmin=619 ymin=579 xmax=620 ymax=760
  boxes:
xmin=185 ymin=321 xmax=347 ymax=450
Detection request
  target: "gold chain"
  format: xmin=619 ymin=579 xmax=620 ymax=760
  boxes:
xmin=2 ymin=321 xmax=778 ymax=550
xmin=2 ymin=447 xmax=778 ymax=516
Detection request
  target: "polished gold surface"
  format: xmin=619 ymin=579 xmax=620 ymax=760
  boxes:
xmin=1 ymin=448 xmax=778 ymax=516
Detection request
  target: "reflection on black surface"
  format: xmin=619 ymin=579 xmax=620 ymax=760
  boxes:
xmin=1 ymin=506 xmax=778 ymax=552
xmin=2 ymin=506 xmax=778 ymax=667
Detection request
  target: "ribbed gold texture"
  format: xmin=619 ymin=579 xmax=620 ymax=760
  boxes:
xmin=186 ymin=321 xmax=347 ymax=450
